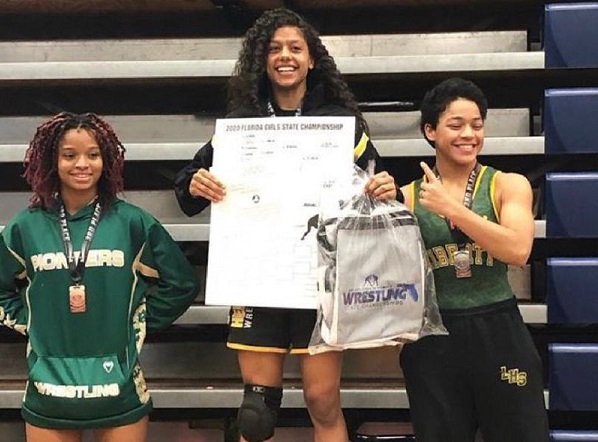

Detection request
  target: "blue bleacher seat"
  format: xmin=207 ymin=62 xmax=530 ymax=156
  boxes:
xmin=547 ymin=258 xmax=598 ymax=323
xmin=551 ymin=430 xmax=598 ymax=441
xmin=549 ymin=344 xmax=598 ymax=411
xmin=546 ymin=173 xmax=598 ymax=237
xmin=544 ymin=89 xmax=598 ymax=154
xmin=545 ymin=3 xmax=598 ymax=68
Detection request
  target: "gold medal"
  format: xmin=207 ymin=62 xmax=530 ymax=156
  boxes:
xmin=69 ymin=285 xmax=86 ymax=313
xmin=453 ymin=250 xmax=472 ymax=279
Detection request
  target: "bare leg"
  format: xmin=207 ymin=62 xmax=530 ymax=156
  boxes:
xmin=237 ymin=350 xmax=286 ymax=442
xmin=93 ymin=415 xmax=149 ymax=442
xmin=300 ymin=351 xmax=348 ymax=442
xmin=25 ymin=424 xmax=82 ymax=442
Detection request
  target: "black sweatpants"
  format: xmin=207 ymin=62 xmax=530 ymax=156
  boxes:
xmin=400 ymin=297 xmax=549 ymax=442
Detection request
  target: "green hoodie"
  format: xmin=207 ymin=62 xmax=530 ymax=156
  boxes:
xmin=0 ymin=199 xmax=199 ymax=429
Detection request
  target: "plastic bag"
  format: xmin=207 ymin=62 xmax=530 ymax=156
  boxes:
xmin=309 ymin=163 xmax=447 ymax=354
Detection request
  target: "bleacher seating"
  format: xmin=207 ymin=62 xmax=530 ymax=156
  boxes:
xmin=543 ymin=5 xmax=598 ymax=437
xmin=544 ymin=3 xmax=598 ymax=68
xmin=547 ymin=258 xmax=598 ymax=323
xmin=544 ymin=88 xmax=598 ymax=154
xmin=545 ymin=172 xmax=598 ymax=237
xmin=549 ymin=344 xmax=598 ymax=411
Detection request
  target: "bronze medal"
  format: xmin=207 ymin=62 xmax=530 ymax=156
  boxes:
xmin=59 ymin=203 xmax=101 ymax=315
xmin=69 ymin=285 xmax=86 ymax=313
xmin=453 ymin=250 xmax=472 ymax=279
xmin=433 ymin=163 xmax=481 ymax=281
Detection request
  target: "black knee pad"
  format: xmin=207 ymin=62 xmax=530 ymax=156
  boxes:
xmin=237 ymin=384 xmax=283 ymax=442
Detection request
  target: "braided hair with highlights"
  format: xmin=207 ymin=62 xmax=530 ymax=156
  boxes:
xmin=23 ymin=112 xmax=125 ymax=210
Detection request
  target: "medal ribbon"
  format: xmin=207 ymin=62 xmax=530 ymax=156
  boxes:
xmin=432 ymin=162 xmax=481 ymax=248
xmin=266 ymin=100 xmax=302 ymax=117
xmin=59 ymin=202 xmax=102 ymax=285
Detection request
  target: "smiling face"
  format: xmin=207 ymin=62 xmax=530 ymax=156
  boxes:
xmin=58 ymin=128 xmax=103 ymax=203
xmin=266 ymin=25 xmax=314 ymax=103
xmin=424 ymin=98 xmax=485 ymax=166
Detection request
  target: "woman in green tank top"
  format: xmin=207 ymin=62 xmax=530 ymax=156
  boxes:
xmin=398 ymin=78 xmax=549 ymax=442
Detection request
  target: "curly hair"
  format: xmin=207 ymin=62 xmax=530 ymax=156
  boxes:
xmin=227 ymin=8 xmax=367 ymax=131
xmin=23 ymin=112 xmax=126 ymax=210
xmin=420 ymin=77 xmax=488 ymax=147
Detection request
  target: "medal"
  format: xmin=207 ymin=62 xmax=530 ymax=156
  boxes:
xmin=433 ymin=163 xmax=481 ymax=281
xmin=69 ymin=285 xmax=86 ymax=313
xmin=453 ymin=249 xmax=472 ymax=278
xmin=59 ymin=202 xmax=101 ymax=315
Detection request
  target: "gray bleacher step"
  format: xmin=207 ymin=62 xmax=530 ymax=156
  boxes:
xmin=0 ymin=136 xmax=543 ymax=163
xmin=0 ymin=384 xmax=550 ymax=410
xmin=0 ymin=109 xmax=535 ymax=162
xmin=0 ymin=220 xmax=548 ymax=240
xmin=337 ymin=51 xmax=544 ymax=74
xmin=519 ymin=303 xmax=547 ymax=323
xmin=0 ymin=191 xmax=209 ymax=226
xmin=366 ymin=109 xmax=530 ymax=139
xmin=0 ymin=106 xmax=529 ymax=147
xmin=0 ymin=385 xmax=405 ymax=409
xmin=0 ymin=189 xmax=548 ymax=239
xmin=0 ymin=30 xmax=536 ymax=83
xmin=0 ymin=59 xmax=235 ymax=81
xmin=0 ymin=142 xmax=205 ymax=162
xmin=0 ymin=109 xmax=529 ymax=144
xmin=175 ymin=305 xmax=229 ymax=325
xmin=0 ymin=52 xmax=544 ymax=83
xmin=376 ymin=136 xmax=544 ymax=157
xmin=162 ymin=223 xmax=211 ymax=241
xmin=0 ymin=32 xmax=527 ymax=62
xmin=0 ymin=205 xmax=548 ymax=240
xmin=175 ymin=303 xmax=547 ymax=326
xmin=0 ymin=0 xmax=219 ymax=14
xmin=0 ymin=28 xmax=534 ymax=84
xmin=153 ymin=385 xmax=414 ymax=409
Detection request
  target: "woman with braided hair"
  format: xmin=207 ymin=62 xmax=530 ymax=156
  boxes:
xmin=175 ymin=8 xmax=397 ymax=442
xmin=0 ymin=112 xmax=199 ymax=441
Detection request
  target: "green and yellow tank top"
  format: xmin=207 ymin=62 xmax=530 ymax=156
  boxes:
xmin=408 ymin=165 xmax=512 ymax=309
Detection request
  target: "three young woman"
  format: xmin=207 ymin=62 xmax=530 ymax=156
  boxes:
xmin=0 ymin=12 xmax=549 ymax=442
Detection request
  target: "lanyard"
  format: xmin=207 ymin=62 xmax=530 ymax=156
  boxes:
xmin=58 ymin=202 xmax=102 ymax=285
xmin=266 ymin=101 xmax=301 ymax=117
xmin=432 ymin=162 xmax=481 ymax=247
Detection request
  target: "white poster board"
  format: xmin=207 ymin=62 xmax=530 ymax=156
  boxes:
xmin=205 ymin=116 xmax=355 ymax=309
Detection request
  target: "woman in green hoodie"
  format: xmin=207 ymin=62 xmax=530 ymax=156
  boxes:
xmin=0 ymin=112 xmax=199 ymax=442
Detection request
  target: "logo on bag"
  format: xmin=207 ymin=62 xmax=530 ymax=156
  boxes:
xmin=364 ymin=274 xmax=379 ymax=288
xmin=103 ymin=361 xmax=114 ymax=373
xmin=342 ymin=275 xmax=419 ymax=307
